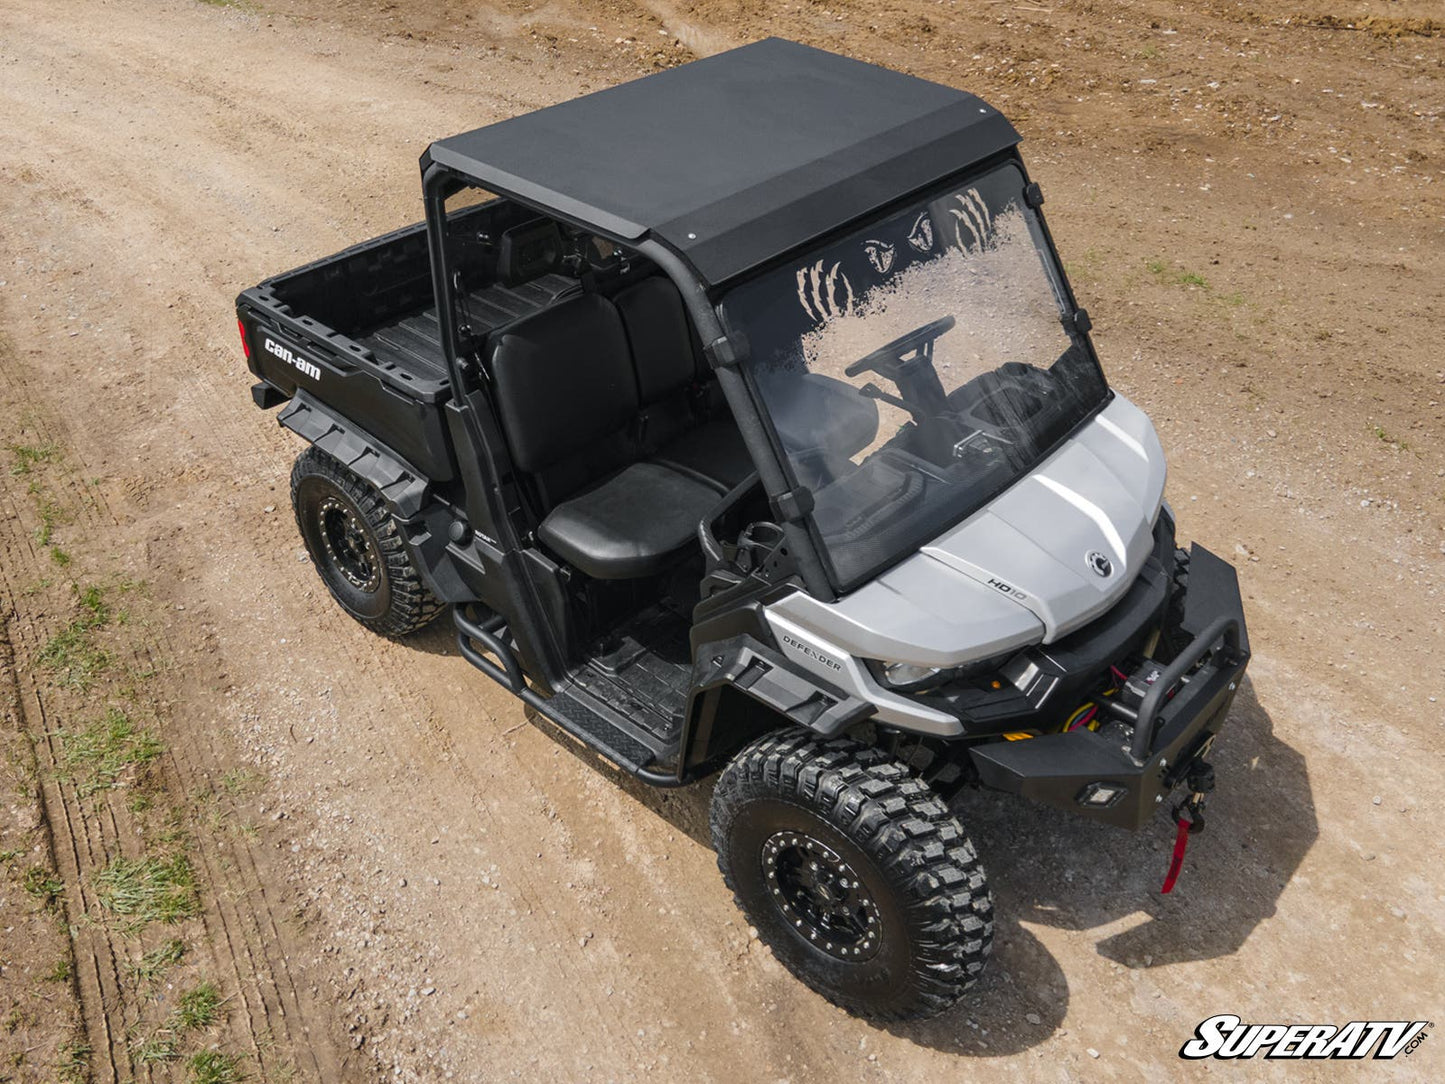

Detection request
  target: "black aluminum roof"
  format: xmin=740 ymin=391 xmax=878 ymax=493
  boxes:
xmin=425 ymin=38 xmax=1020 ymax=286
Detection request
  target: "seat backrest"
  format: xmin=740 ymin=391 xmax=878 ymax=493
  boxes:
xmin=613 ymin=276 xmax=707 ymax=451
xmin=489 ymin=293 xmax=639 ymax=506
xmin=613 ymin=277 xmax=701 ymax=403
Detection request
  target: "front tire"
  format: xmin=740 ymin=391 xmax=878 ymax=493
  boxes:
xmin=710 ymin=729 xmax=993 ymax=1021
xmin=290 ymin=447 xmax=444 ymax=638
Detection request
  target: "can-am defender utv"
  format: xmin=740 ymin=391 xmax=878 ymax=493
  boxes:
xmin=236 ymin=39 xmax=1251 ymax=1020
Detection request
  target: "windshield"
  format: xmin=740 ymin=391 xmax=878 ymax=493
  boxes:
xmin=720 ymin=162 xmax=1109 ymax=590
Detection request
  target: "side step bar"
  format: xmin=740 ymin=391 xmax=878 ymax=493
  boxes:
xmin=453 ymin=606 xmax=686 ymax=787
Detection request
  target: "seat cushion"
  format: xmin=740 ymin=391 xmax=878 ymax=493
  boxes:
xmin=537 ymin=461 xmax=720 ymax=579
xmin=652 ymin=418 xmax=755 ymax=492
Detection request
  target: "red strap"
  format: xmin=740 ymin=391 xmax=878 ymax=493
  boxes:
xmin=1160 ymin=817 xmax=1191 ymax=894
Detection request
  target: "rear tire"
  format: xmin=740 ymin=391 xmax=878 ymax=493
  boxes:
xmin=290 ymin=447 xmax=444 ymax=638
xmin=710 ymin=728 xmax=993 ymax=1021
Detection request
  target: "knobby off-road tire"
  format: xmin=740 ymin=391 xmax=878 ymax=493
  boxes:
xmin=710 ymin=728 xmax=993 ymax=1021
xmin=290 ymin=447 xmax=444 ymax=638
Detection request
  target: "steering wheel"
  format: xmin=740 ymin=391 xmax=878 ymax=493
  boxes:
xmin=845 ymin=315 xmax=956 ymax=378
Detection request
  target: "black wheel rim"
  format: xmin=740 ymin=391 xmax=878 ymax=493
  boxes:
xmin=762 ymin=830 xmax=882 ymax=961
xmin=318 ymin=496 xmax=380 ymax=592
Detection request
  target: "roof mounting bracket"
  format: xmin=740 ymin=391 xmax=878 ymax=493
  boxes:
xmin=770 ymin=486 xmax=815 ymax=524
xmin=704 ymin=335 xmax=743 ymax=370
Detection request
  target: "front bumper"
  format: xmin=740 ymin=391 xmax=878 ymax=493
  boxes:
xmin=969 ymin=543 xmax=1250 ymax=829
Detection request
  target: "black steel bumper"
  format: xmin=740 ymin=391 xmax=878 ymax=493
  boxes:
xmin=969 ymin=543 xmax=1250 ymax=830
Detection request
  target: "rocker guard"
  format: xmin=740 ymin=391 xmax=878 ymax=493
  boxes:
xmin=968 ymin=544 xmax=1250 ymax=830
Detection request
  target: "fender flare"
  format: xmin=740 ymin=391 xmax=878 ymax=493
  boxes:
xmin=686 ymin=635 xmax=875 ymax=748
xmin=278 ymin=391 xmax=430 ymax=520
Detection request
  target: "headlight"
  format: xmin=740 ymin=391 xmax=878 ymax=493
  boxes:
xmin=865 ymin=651 xmax=1020 ymax=693
xmin=872 ymin=660 xmax=950 ymax=691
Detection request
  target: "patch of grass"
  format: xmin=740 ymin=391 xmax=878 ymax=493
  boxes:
xmin=33 ymin=492 xmax=70 ymax=546
xmin=8 ymin=440 xmax=58 ymax=475
xmin=0 ymin=847 xmax=22 ymax=865
xmin=136 ymin=1033 xmax=181 ymax=1064
xmin=127 ymin=938 xmax=186 ymax=985
xmin=37 ymin=620 xmax=111 ymax=690
xmin=176 ymin=983 xmax=224 ymax=1030
xmin=218 ymin=768 xmax=264 ymax=797
xmin=95 ymin=853 xmax=198 ymax=928
xmin=1137 ymin=43 xmax=1160 ymax=59
xmin=155 ymin=808 xmax=193 ymax=849
xmin=51 ymin=546 xmax=72 ymax=567
xmin=44 ymin=955 xmax=73 ymax=983
xmin=22 ymin=865 xmax=64 ymax=910
xmin=132 ymin=976 xmax=226 ymax=1066
xmin=1371 ymin=424 xmax=1413 ymax=452
xmin=77 ymin=584 xmax=110 ymax=621
xmin=57 ymin=707 xmax=164 ymax=797
xmin=1064 ymin=246 xmax=1105 ymax=285
xmin=188 ymin=1050 xmax=246 ymax=1084
xmin=57 ymin=1037 xmax=91 ymax=1084
xmin=1147 ymin=257 xmax=1210 ymax=289
xmin=37 ymin=584 xmax=113 ymax=690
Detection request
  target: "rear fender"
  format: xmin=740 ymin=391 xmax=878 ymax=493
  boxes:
xmin=279 ymin=391 xmax=430 ymax=519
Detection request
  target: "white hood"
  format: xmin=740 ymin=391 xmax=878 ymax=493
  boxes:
xmin=768 ymin=393 xmax=1167 ymax=668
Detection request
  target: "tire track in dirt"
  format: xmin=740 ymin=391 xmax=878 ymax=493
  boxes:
xmin=0 ymin=329 xmax=351 ymax=1079
xmin=0 ymin=605 xmax=87 ymax=1084
xmin=0 ymin=383 xmax=138 ymax=1083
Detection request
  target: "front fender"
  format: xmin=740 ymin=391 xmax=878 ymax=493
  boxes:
xmin=683 ymin=635 xmax=874 ymax=772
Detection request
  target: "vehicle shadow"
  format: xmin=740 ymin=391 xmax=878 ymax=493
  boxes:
xmin=515 ymin=675 xmax=1307 ymax=1058
xmin=952 ymin=675 xmax=1314 ymax=972
xmin=405 ymin=619 xmax=463 ymax=658
xmin=530 ymin=714 xmax=1071 ymax=1056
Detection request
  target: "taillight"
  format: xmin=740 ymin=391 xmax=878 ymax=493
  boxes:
xmin=237 ymin=318 xmax=251 ymax=359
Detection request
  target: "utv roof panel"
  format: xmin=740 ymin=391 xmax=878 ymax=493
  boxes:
xmin=424 ymin=39 xmax=1020 ymax=286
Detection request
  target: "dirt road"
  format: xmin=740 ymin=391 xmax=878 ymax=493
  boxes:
xmin=1 ymin=0 xmax=1441 ymax=1080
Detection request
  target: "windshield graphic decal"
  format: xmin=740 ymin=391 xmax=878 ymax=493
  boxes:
xmin=907 ymin=212 xmax=935 ymax=254
xmin=863 ymin=241 xmax=896 ymax=274
xmin=949 ymin=189 xmax=994 ymax=250
xmin=796 ymin=259 xmax=855 ymax=322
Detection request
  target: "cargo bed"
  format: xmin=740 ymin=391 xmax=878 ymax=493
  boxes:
xmin=236 ymin=205 xmax=581 ymax=481
xmin=356 ymin=274 xmax=575 ymax=385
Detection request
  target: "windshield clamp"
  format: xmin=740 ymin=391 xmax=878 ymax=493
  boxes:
xmin=770 ymin=486 xmax=815 ymax=524
xmin=704 ymin=334 xmax=742 ymax=370
xmin=1024 ymin=181 xmax=1045 ymax=209
xmin=1071 ymin=308 xmax=1093 ymax=334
